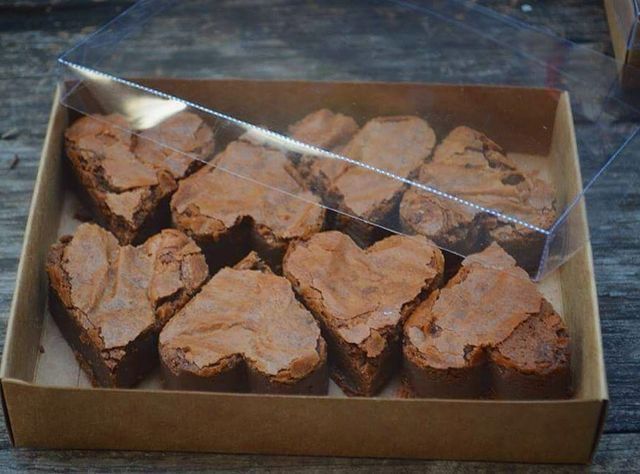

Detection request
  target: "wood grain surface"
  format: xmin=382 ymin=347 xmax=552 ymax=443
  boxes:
xmin=0 ymin=0 xmax=638 ymax=471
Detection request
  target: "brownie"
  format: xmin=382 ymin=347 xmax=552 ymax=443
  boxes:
xmin=403 ymin=243 xmax=571 ymax=399
xmin=171 ymin=139 xmax=325 ymax=272
xmin=288 ymin=109 xmax=359 ymax=193
xmin=64 ymin=112 xmax=215 ymax=244
xmin=159 ymin=254 xmax=328 ymax=394
xmin=399 ymin=126 xmax=556 ymax=272
xmin=328 ymin=116 xmax=437 ymax=246
xmin=46 ymin=223 xmax=208 ymax=387
xmin=232 ymin=250 xmax=273 ymax=273
xmin=489 ymin=307 xmax=571 ymax=399
xmin=283 ymin=231 xmax=444 ymax=396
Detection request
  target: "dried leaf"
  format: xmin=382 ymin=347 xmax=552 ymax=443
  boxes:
xmin=1 ymin=128 xmax=19 ymax=140
xmin=8 ymin=154 xmax=20 ymax=170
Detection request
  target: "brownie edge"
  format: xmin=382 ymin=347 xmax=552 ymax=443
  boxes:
xmin=160 ymin=340 xmax=328 ymax=395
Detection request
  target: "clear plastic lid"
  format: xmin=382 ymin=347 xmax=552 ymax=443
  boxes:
xmin=57 ymin=0 xmax=640 ymax=280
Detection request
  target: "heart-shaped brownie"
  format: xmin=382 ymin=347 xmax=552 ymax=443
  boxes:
xmin=171 ymin=139 xmax=325 ymax=272
xmin=329 ymin=116 xmax=437 ymax=245
xmin=46 ymin=223 xmax=208 ymax=387
xmin=288 ymin=109 xmax=359 ymax=193
xmin=283 ymin=231 xmax=444 ymax=396
xmin=403 ymin=243 xmax=571 ymax=399
xmin=399 ymin=126 xmax=555 ymax=272
xmin=159 ymin=254 xmax=328 ymax=394
xmin=65 ymin=112 xmax=215 ymax=244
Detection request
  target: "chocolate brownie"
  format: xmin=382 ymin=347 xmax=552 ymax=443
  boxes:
xmin=399 ymin=126 xmax=556 ymax=272
xmin=283 ymin=231 xmax=444 ymax=396
xmin=329 ymin=116 xmax=437 ymax=246
xmin=65 ymin=112 xmax=215 ymax=244
xmin=288 ymin=109 xmax=359 ymax=193
xmin=159 ymin=254 xmax=328 ymax=394
xmin=232 ymin=250 xmax=273 ymax=273
xmin=403 ymin=243 xmax=571 ymax=399
xmin=46 ymin=223 xmax=208 ymax=387
xmin=171 ymin=139 xmax=325 ymax=272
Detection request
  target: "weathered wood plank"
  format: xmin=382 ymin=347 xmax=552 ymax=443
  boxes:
xmin=0 ymin=430 xmax=636 ymax=472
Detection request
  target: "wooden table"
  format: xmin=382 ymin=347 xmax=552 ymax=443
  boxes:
xmin=0 ymin=0 xmax=638 ymax=471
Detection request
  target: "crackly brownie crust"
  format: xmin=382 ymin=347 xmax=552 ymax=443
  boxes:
xmin=399 ymin=126 xmax=556 ymax=273
xmin=283 ymin=231 xmax=444 ymax=396
xmin=64 ymin=112 xmax=215 ymax=244
xmin=171 ymin=139 xmax=325 ymax=272
xmin=289 ymin=109 xmax=359 ymax=152
xmin=327 ymin=116 xmax=437 ymax=246
xmin=403 ymin=243 xmax=571 ymax=399
xmin=159 ymin=256 xmax=328 ymax=395
xmin=46 ymin=223 xmax=208 ymax=387
xmin=288 ymin=109 xmax=359 ymax=194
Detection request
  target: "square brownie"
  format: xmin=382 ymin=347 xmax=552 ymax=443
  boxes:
xmin=64 ymin=111 xmax=215 ymax=244
xmin=46 ymin=223 xmax=208 ymax=387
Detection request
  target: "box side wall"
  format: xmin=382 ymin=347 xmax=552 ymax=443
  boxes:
xmin=548 ymin=93 xmax=585 ymax=216
xmin=549 ymin=93 xmax=607 ymax=401
xmin=3 ymin=380 xmax=601 ymax=463
xmin=605 ymin=0 xmax=640 ymax=87
xmin=559 ymin=243 xmax=608 ymax=400
xmin=0 ymin=87 xmax=66 ymax=382
xmin=605 ymin=0 xmax=635 ymax=69
xmin=123 ymin=79 xmax=560 ymax=156
xmin=549 ymin=91 xmax=608 ymax=460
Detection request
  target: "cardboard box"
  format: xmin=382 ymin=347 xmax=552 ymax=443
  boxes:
xmin=605 ymin=0 xmax=640 ymax=87
xmin=1 ymin=79 xmax=608 ymax=463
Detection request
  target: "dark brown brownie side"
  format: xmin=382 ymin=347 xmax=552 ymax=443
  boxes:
xmin=171 ymin=202 xmax=252 ymax=273
xmin=46 ymin=223 xmax=208 ymax=387
xmin=489 ymin=302 xmax=571 ymax=400
xmin=402 ymin=291 xmax=489 ymax=399
xmin=311 ymin=308 xmax=405 ymax=397
xmin=478 ymin=215 xmax=551 ymax=276
xmin=161 ymin=342 xmax=329 ymax=395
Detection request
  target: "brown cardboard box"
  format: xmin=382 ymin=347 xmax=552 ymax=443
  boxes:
xmin=605 ymin=0 xmax=640 ymax=87
xmin=0 ymin=79 xmax=608 ymax=463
